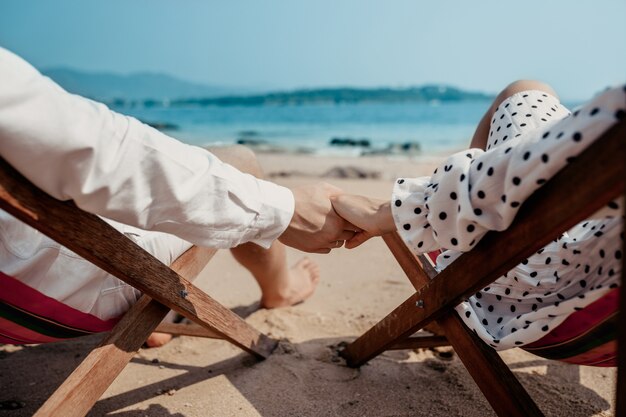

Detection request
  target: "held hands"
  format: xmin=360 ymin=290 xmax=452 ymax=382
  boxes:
xmin=278 ymin=183 xmax=360 ymax=253
xmin=330 ymin=194 xmax=396 ymax=249
xmin=278 ymin=183 xmax=396 ymax=253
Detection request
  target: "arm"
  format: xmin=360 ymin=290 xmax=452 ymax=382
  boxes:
xmin=0 ymin=47 xmax=346 ymax=252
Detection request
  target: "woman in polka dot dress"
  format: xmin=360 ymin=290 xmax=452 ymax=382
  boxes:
xmin=331 ymin=80 xmax=625 ymax=350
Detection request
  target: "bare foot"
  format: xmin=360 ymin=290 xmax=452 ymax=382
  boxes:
xmin=145 ymin=332 xmax=173 ymax=348
xmin=145 ymin=310 xmax=178 ymax=348
xmin=260 ymin=257 xmax=320 ymax=308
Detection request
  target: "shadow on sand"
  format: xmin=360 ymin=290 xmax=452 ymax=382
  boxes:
xmin=0 ymin=331 xmax=613 ymax=417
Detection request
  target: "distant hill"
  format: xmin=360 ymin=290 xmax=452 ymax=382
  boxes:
xmin=172 ymin=85 xmax=493 ymax=107
xmin=41 ymin=68 xmax=493 ymax=106
xmin=42 ymin=68 xmax=245 ymax=100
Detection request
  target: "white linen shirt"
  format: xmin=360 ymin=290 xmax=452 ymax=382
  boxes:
xmin=0 ymin=47 xmax=295 ymax=320
xmin=0 ymin=47 xmax=295 ymax=249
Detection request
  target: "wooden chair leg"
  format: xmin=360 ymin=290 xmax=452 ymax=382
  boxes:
xmin=34 ymin=296 xmax=169 ymax=417
xmin=416 ymin=252 xmax=543 ymax=416
xmin=438 ymin=313 xmax=544 ymax=417
xmin=341 ymin=234 xmax=544 ymax=416
xmin=341 ymin=290 xmax=444 ymax=366
xmin=388 ymin=334 xmax=448 ymax=350
xmin=153 ymin=322 xmax=221 ymax=338
xmin=34 ymin=247 xmax=217 ymax=417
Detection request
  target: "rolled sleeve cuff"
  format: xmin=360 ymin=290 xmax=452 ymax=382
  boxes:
xmin=245 ymin=179 xmax=295 ymax=248
xmin=391 ymin=176 xmax=439 ymax=253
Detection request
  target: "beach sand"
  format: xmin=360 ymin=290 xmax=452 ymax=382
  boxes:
xmin=0 ymin=153 xmax=617 ymax=417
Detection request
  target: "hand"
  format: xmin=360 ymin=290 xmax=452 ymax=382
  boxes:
xmin=279 ymin=183 xmax=358 ymax=253
xmin=330 ymin=194 xmax=396 ymax=248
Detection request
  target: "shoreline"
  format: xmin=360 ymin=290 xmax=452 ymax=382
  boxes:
xmin=255 ymin=149 xmax=454 ymax=182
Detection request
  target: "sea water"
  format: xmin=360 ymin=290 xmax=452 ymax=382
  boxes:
xmin=113 ymin=100 xmax=495 ymax=155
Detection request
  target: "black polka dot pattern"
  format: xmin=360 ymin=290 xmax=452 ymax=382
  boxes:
xmin=390 ymin=85 xmax=625 ymax=349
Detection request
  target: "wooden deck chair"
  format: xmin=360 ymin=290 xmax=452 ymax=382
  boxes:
xmin=341 ymin=118 xmax=626 ymax=416
xmin=0 ymin=157 xmax=278 ymax=417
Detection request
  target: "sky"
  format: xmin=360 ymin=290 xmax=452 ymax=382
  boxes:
xmin=1 ymin=0 xmax=625 ymax=100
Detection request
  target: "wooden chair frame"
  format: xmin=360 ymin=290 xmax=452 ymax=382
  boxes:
xmin=0 ymin=158 xmax=278 ymax=417
xmin=341 ymin=119 xmax=626 ymax=416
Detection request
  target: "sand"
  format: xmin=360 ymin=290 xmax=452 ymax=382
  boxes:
xmin=0 ymin=153 xmax=617 ymax=417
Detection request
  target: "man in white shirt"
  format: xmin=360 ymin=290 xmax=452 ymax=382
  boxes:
xmin=0 ymin=47 xmax=355 ymax=346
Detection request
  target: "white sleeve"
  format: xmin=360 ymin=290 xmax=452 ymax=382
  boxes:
xmin=0 ymin=47 xmax=294 ymax=249
xmin=390 ymin=86 xmax=626 ymax=254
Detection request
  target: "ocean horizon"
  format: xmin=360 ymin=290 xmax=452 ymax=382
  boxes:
xmin=45 ymin=68 xmax=583 ymax=157
xmin=115 ymin=100 xmax=490 ymax=156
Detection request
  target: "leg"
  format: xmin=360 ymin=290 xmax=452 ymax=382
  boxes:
xmin=211 ymin=145 xmax=320 ymax=308
xmin=470 ymin=80 xmax=558 ymax=150
xmin=147 ymin=146 xmax=320 ymax=347
xmin=230 ymin=239 xmax=320 ymax=308
xmin=147 ymin=146 xmax=321 ymax=346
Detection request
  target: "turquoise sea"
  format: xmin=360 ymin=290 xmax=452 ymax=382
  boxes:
xmin=113 ymin=99 xmax=577 ymax=156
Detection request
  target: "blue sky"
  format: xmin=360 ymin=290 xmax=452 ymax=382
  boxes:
xmin=1 ymin=0 xmax=624 ymax=100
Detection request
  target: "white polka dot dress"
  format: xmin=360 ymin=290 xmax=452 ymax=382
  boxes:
xmin=391 ymin=85 xmax=625 ymax=349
